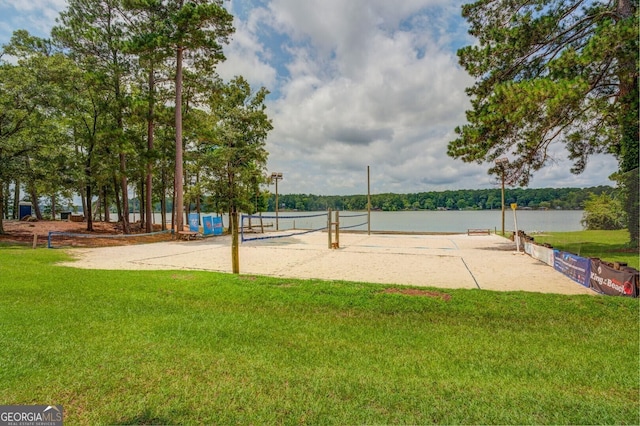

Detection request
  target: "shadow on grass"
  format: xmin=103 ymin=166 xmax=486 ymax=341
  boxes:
xmin=0 ymin=241 xmax=34 ymax=248
xmin=562 ymin=241 xmax=633 ymax=255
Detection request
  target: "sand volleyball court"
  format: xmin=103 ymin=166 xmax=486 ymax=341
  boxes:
xmin=59 ymin=231 xmax=594 ymax=295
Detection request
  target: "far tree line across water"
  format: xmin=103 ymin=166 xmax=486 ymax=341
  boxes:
xmin=266 ymin=186 xmax=615 ymax=212
xmin=4 ymin=185 xmax=615 ymax=219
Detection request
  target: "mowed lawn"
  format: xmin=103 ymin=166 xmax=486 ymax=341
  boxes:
xmin=532 ymin=229 xmax=639 ymax=269
xmin=0 ymin=246 xmax=638 ymax=425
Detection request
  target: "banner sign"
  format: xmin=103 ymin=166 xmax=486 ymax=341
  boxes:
xmin=202 ymin=216 xmax=213 ymax=236
xmin=523 ymin=240 xmax=533 ymax=256
xmin=530 ymin=244 xmax=554 ymax=266
xmin=188 ymin=213 xmax=199 ymax=232
xmin=213 ymin=217 xmax=223 ymax=235
xmin=554 ymin=250 xmax=590 ymax=287
xmin=589 ymin=259 xmax=639 ymax=297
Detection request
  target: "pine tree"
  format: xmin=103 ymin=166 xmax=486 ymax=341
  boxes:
xmin=448 ymin=0 xmax=638 ymax=244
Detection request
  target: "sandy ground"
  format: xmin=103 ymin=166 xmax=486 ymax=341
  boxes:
xmin=57 ymin=230 xmax=595 ymax=295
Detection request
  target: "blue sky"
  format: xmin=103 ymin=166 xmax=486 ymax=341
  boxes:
xmin=0 ymin=0 xmax=619 ymax=195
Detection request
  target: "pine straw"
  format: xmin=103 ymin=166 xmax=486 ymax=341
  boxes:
xmin=0 ymin=220 xmax=173 ymax=247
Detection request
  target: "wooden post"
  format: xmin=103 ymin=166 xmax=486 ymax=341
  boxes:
xmin=32 ymin=233 xmax=38 ymax=249
xmin=327 ymin=208 xmax=332 ymax=249
xmin=231 ymin=209 xmax=240 ymax=274
xmin=334 ymin=210 xmax=339 ymax=249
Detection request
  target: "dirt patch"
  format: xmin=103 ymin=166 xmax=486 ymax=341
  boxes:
xmin=170 ymin=274 xmax=196 ymax=281
xmin=0 ymin=220 xmax=173 ymax=247
xmin=382 ymin=288 xmax=452 ymax=301
xmin=240 ymin=276 xmax=258 ymax=281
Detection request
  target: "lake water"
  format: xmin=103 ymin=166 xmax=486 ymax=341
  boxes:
xmin=142 ymin=209 xmax=585 ymax=233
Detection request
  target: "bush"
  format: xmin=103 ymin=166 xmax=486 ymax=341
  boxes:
xmin=581 ymin=193 xmax=626 ymax=230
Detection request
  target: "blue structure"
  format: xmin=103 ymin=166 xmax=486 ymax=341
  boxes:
xmin=188 ymin=213 xmax=200 ymax=232
xmin=19 ymin=202 xmax=32 ymax=219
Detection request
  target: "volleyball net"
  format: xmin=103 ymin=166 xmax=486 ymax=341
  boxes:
xmin=240 ymin=211 xmax=369 ymax=243
xmin=48 ymin=229 xmax=173 ymax=248
xmin=338 ymin=212 xmax=369 ymax=230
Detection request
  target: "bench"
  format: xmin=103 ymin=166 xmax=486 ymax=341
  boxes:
xmin=177 ymin=231 xmax=199 ymax=241
xmin=467 ymin=228 xmax=491 ymax=236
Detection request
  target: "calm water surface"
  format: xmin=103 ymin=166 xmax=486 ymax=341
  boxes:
xmin=367 ymin=210 xmax=584 ymax=233
xmin=165 ymin=209 xmax=585 ymax=233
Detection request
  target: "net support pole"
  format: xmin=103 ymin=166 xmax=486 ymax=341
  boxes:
xmin=327 ymin=209 xmax=332 ymax=249
xmin=334 ymin=210 xmax=340 ymax=249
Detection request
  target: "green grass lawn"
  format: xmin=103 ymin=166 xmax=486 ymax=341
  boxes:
xmin=532 ymin=230 xmax=639 ymax=269
xmin=1 ymin=246 xmax=638 ymax=424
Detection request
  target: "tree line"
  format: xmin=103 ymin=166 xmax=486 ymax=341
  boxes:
xmin=0 ymin=0 xmax=272 ymax=257
xmin=2 ymin=0 xmax=637 ymax=249
xmin=269 ymin=186 xmax=616 ymax=212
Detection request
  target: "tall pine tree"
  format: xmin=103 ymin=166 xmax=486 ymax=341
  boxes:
xmin=449 ymin=0 xmax=638 ymax=244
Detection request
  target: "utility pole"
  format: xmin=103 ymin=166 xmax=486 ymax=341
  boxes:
xmin=270 ymin=172 xmax=283 ymax=230
xmin=495 ymin=158 xmax=509 ymax=236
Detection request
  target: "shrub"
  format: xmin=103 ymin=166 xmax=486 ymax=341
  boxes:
xmin=581 ymin=193 xmax=626 ymax=230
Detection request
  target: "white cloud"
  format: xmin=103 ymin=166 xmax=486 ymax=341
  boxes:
xmin=249 ymin=0 xmax=485 ymax=194
xmin=217 ymin=5 xmax=277 ymax=91
xmin=0 ymin=0 xmax=620 ymax=196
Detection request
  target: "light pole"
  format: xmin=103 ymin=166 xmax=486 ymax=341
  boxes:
xmin=495 ymin=158 xmax=509 ymax=236
xmin=270 ymin=172 xmax=283 ymax=230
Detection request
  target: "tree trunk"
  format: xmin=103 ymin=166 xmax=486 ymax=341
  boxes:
xmin=120 ymin=154 xmax=130 ymax=233
xmin=183 ymin=167 xmax=189 ymax=229
xmin=24 ymin=158 xmax=42 ymax=220
xmin=616 ymin=0 xmax=639 ymax=246
xmin=103 ymin=186 xmax=110 ymax=222
xmin=85 ymin=184 xmax=93 ymax=232
xmin=28 ymin=187 xmax=42 ymax=220
xmin=171 ymin=180 xmax=176 ymax=234
xmin=3 ymin=181 xmax=9 ymax=220
xmin=50 ymin=195 xmax=56 ymax=220
xmin=113 ymin=174 xmax=122 ymax=228
xmin=84 ymin=146 xmax=93 ymax=231
xmin=145 ymin=164 xmax=153 ymax=232
xmin=80 ymin=186 xmax=87 ymax=219
xmin=231 ymin=206 xmax=239 ymax=274
xmin=112 ymin=45 xmax=130 ymax=234
xmin=161 ymin=168 xmax=167 ymax=231
xmin=93 ymin=196 xmax=101 ymax=221
xmin=139 ymin=179 xmax=145 ymax=228
xmin=174 ymin=45 xmax=184 ymax=232
xmin=12 ymin=179 xmax=20 ymax=219
xmin=76 ymin=143 xmax=87 ymax=218
xmin=0 ymin=181 xmax=5 ymax=233
xmin=196 ymin=172 xmax=201 ymax=217
xmin=146 ymin=67 xmax=155 ymax=233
